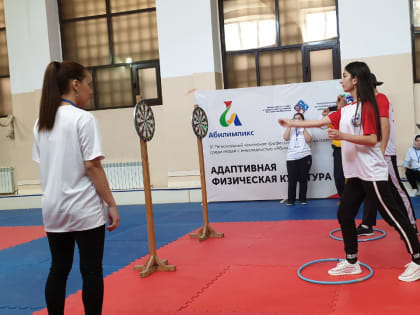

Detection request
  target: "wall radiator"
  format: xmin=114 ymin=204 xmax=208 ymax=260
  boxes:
xmin=103 ymin=161 xmax=143 ymax=190
xmin=0 ymin=167 xmax=15 ymax=194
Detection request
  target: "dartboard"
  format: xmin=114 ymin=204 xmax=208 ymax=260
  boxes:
xmin=192 ymin=106 xmax=208 ymax=138
xmin=134 ymin=101 xmax=155 ymax=141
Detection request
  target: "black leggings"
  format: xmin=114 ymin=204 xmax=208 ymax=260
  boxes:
xmin=362 ymin=155 xmax=417 ymax=226
xmin=406 ymin=168 xmax=420 ymax=190
xmin=332 ymin=147 xmax=345 ymax=197
xmin=46 ymin=225 xmax=105 ymax=315
xmin=338 ymin=178 xmax=419 ymax=260
xmin=286 ymin=155 xmax=312 ymax=203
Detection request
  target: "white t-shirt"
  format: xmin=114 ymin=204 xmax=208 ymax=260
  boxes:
xmin=286 ymin=128 xmax=312 ymax=160
xmin=385 ymin=102 xmax=396 ymax=156
xmin=33 ymin=106 xmax=107 ymax=232
xmin=404 ymin=147 xmax=420 ymax=171
xmin=329 ymin=102 xmax=388 ymax=181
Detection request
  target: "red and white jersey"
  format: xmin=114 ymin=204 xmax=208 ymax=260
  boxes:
xmin=329 ymin=101 xmax=388 ymax=181
xmin=377 ymin=92 xmax=396 ymax=155
xmin=377 ymin=93 xmax=397 ymax=156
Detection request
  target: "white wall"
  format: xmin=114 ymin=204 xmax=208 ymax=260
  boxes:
xmin=156 ymin=0 xmax=222 ymax=78
xmin=338 ymin=0 xmax=412 ymax=59
xmin=4 ymin=0 xmax=61 ymax=94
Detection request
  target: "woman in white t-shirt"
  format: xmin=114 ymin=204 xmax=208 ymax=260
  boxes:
xmin=278 ymin=61 xmax=420 ymax=282
xmin=283 ymin=112 xmax=312 ymax=205
xmin=33 ymin=61 xmax=120 ymax=314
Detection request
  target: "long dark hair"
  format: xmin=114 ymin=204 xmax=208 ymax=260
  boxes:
xmin=344 ymin=61 xmax=382 ymax=142
xmin=38 ymin=61 xmax=86 ymax=131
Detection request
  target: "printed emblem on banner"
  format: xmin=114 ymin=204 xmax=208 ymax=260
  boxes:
xmin=220 ymin=101 xmax=242 ymax=127
xmin=294 ymin=100 xmax=309 ymax=113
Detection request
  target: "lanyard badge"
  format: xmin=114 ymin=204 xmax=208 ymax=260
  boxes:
xmin=351 ymin=113 xmax=361 ymax=127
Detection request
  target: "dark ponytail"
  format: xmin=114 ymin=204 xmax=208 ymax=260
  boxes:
xmin=38 ymin=61 xmax=86 ymax=131
xmin=345 ymin=61 xmax=382 ymax=142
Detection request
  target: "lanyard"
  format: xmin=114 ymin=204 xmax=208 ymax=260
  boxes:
xmin=61 ymin=98 xmax=77 ymax=107
xmin=294 ymin=128 xmax=301 ymax=147
xmin=416 ymin=150 xmax=420 ymax=163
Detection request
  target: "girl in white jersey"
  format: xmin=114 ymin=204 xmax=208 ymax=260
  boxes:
xmin=278 ymin=61 xmax=420 ymax=282
xmin=33 ymin=61 xmax=120 ymax=314
xmin=283 ymin=112 xmax=312 ymax=205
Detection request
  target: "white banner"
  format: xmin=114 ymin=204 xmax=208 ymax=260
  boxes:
xmin=195 ymin=80 xmax=344 ymax=202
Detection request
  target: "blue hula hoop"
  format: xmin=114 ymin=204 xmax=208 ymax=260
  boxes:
xmin=297 ymin=258 xmax=373 ymax=285
xmin=329 ymin=228 xmax=386 ymax=242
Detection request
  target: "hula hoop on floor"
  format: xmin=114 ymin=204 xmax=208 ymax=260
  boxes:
xmin=329 ymin=228 xmax=386 ymax=242
xmin=297 ymin=258 xmax=373 ymax=285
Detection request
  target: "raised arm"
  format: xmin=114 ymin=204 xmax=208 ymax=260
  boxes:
xmin=278 ymin=115 xmax=331 ymax=129
xmin=303 ymin=128 xmax=312 ymax=142
xmin=283 ymin=127 xmax=291 ymax=141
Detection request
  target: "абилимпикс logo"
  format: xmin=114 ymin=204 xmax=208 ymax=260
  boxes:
xmin=220 ymin=101 xmax=242 ymax=127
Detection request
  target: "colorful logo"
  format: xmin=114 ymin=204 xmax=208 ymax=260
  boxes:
xmin=294 ymin=100 xmax=309 ymax=113
xmin=220 ymin=101 xmax=242 ymax=127
xmin=351 ymin=113 xmax=361 ymax=127
xmin=341 ymin=93 xmax=354 ymax=104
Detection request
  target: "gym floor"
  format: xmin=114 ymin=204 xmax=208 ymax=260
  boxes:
xmin=1 ymin=198 xmax=419 ymax=314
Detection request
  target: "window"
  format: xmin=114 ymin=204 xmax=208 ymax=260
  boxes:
xmin=0 ymin=0 xmax=11 ymax=116
xmin=58 ymin=0 xmax=162 ymax=109
xmin=219 ymin=0 xmax=341 ymax=89
xmin=412 ymin=0 xmax=420 ymax=82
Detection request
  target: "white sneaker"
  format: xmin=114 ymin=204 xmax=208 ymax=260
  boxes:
xmin=328 ymin=260 xmax=362 ymax=276
xmin=409 ymin=189 xmax=418 ymax=198
xmin=398 ymin=262 xmax=420 ymax=282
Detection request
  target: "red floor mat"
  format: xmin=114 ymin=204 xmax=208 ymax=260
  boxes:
xmin=33 ymin=220 xmax=420 ymax=315
xmin=0 ymin=226 xmax=45 ymax=250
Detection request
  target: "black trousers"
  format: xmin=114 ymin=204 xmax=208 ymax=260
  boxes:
xmin=338 ymin=178 xmax=419 ymax=258
xmin=286 ymin=155 xmax=312 ymax=203
xmin=45 ymin=225 xmax=105 ymax=315
xmin=362 ymin=156 xmax=417 ymax=226
xmin=332 ymin=146 xmax=345 ymax=197
xmin=406 ymin=168 xmax=420 ymax=190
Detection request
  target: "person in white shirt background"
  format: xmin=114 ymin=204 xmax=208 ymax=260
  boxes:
xmin=282 ymin=112 xmax=312 ymax=206
xmin=33 ymin=61 xmax=120 ymax=315
xmin=404 ymin=134 xmax=420 ymax=197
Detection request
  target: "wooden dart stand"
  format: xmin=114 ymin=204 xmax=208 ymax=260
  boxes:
xmin=133 ymin=101 xmax=176 ymax=277
xmin=190 ymin=105 xmax=224 ymax=241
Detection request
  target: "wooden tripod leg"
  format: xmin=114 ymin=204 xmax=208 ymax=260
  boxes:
xmin=134 ymin=255 xmax=176 ymax=278
xmin=190 ymin=224 xmax=224 ymax=241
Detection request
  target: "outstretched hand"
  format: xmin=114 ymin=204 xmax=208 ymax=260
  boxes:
xmin=336 ymin=95 xmax=346 ymax=109
xmin=278 ymin=118 xmax=293 ymax=128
